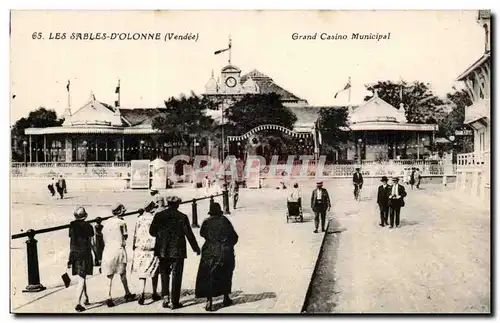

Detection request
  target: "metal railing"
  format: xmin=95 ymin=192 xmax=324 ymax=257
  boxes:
xmin=11 ymin=191 xmax=228 ymax=293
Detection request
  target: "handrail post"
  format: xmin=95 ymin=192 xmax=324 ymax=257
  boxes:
xmin=191 ymin=199 xmax=200 ymax=228
xmin=22 ymin=230 xmax=46 ymax=293
xmin=222 ymin=185 xmax=231 ymax=215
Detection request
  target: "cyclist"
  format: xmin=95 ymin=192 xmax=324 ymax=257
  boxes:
xmin=352 ymin=168 xmax=364 ymax=201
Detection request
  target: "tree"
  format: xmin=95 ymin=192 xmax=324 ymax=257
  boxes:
xmin=11 ymin=107 xmax=64 ymax=161
xmin=225 ymin=93 xmax=297 ymax=134
xmin=224 ymin=93 xmax=298 ymax=159
xmin=437 ymin=89 xmax=474 ymax=153
xmin=317 ymin=107 xmax=350 ymax=152
xmin=364 ymin=80 xmax=447 ymax=124
xmin=151 ymin=92 xmax=217 ymax=146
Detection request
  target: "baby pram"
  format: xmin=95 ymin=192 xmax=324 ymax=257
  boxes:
xmin=286 ymin=201 xmax=303 ymax=223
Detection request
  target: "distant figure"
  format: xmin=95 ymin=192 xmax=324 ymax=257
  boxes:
xmin=231 ymin=181 xmax=240 ymax=209
xmin=352 ymin=168 xmax=364 ymax=201
xmin=376 ymin=176 xmax=391 ymax=227
xmin=132 ymin=201 xmax=161 ymax=305
xmin=56 ymin=175 xmax=67 ymax=199
xmin=101 ymin=203 xmax=135 ymax=307
xmin=203 ymin=176 xmax=211 ymax=196
xmin=47 ymin=178 xmax=56 ymax=198
xmin=388 ymin=177 xmax=407 ymax=229
xmin=93 ymin=217 xmax=104 ymax=266
xmin=68 ymin=207 xmax=94 ymax=312
xmin=195 ymin=202 xmax=239 ymax=311
xmin=310 ymin=181 xmax=331 ymax=233
xmin=149 ymin=196 xmax=201 ymax=309
xmin=409 ymin=168 xmax=416 ymax=190
xmin=403 ymin=168 xmax=411 ymax=185
xmin=288 ymin=183 xmax=302 ymax=206
xmin=415 ymin=168 xmax=421 ymax=189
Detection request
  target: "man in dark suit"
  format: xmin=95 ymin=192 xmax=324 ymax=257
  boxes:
xmin=376 ymin=176 xmax=391 ymax=227
xmin=352 ymin=168 xmax=364 ymax=200
xmin=149 ymin=195 xmax=201 ymax=309
xmin=388 ymin=177 xmax=407 ymax=228
xmin=310 ymin=181 xmax=331 ymax=233
xmin=56 ymin=175 xmax=67 ymax=199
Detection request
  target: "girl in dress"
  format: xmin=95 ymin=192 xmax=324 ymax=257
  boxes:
xmin=132 ymin=201 xmax=161 ymax=305
xmin=101 ymin=203 xmax=135 ymax=307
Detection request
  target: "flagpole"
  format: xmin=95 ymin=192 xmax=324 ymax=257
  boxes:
xmin=228 ymin=35 xmax=232 ymax=65
xmin=118 ymin=79 xmax=121 ymax=107
xmin=348 ymin=76 xmax=352 ymax=109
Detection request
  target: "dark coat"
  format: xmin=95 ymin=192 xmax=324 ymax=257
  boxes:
xmin=56 ymin=178 xmax=67 ymax=193
xmin=353 ymin=172 xmax=364 ymax=185
xmin=389 ymin=184 xmax=407 ymax=208
xmin=195 ymin=215 xmax=238 ymax=298
xmin=377 ymin=185 xmax=391 ymax=206
xmin=149 ymin=207 xmax=200 ymax=259
xmin=310 ymin=188 xmax=331 ymax=212
xmin=68 ymin=220 xmax=94 ymax=277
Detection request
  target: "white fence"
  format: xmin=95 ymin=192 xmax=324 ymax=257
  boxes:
xmin=11 ymin=159 xmax=455 ymax=179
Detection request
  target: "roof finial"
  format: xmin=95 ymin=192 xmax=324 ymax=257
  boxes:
xmin=211 ymin=69 xmax=215 ymax=78
xmin=374 ymin=88 xmax=379 ymax=97
xmin=90 ymin=91 xmax=96 ymax=101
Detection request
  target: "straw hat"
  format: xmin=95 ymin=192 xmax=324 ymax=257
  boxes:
xmin=112 ymin=203 xmax=126 ymax=216
xmin=74 ymin=206 xmax=88 ymax=220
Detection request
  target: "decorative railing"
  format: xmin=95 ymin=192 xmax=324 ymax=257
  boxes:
xmin=11 ymin=159 xmax=455 ymax=179
xmin=457 ymin=151 xmax=489 ymax=167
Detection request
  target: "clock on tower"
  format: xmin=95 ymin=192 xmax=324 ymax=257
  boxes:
xmin=220 ymin=64 xmax=242 ymax=93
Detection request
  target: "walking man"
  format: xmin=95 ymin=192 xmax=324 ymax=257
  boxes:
xmin=310 ymin=181 xmax=331 ymax=233
xmin=56 ymin=174 xmax=67 ymax=199
xmin=376 ymin=176 xmax=391 ymax=227
xmin=388 ymin=177 xmax=407 ymax=229
xmin=149 ymin=196 xmax=201 ymax=309
xmin=352 ymin=168 xmax=364 ymax=200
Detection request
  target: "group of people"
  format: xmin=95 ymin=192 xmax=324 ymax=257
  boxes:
xmin=48 ymin=175 xmax=67 ymax=199
xmin=403 ymin=167 xmax=422 ymax=189
xmin=67 ymin=194 xmax=239 ymax=312
xmin=376 ymin=176 xmax=408 ymax=228
xmin=202 ymin=176 xmax=240 ymax=209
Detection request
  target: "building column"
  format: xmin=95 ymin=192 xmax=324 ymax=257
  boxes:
xmin=43 ymin=135 xmax=47 ymax=162
xmin=95 ymin=138 xmax=98 ymax=161
xmin=65 ymin=137 xmax=72 ymax=162
xmin=121 ymin=136 xmax=125 ymax=161
xmin=105 ymin=140 xmax=108 ymax=161
xmin=35 ymin=141 xmax=38 ymax=162
xmin=29 ymin=135 xmax=32 ymax=163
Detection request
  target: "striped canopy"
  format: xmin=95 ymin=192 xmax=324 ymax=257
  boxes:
xmin=227 ymin=124 xmax=313 ymax=142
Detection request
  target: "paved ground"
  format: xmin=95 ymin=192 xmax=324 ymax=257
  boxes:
xmin=305 ymin=184 xmax=491 ymax=313
xmin=11 ymin=182 xmax=331 ymax=313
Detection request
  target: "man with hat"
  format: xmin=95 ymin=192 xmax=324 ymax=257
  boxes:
xmin=376 ymin=176 xmax=391 ymax=227
xmin=149 ymin=195 xmax=201 ymax=309
xmin=101 ymin=203 xmax=135 ymax=307
xmin=388 ymin=176 xmax=407 ymax=228
xmin=352 ymin=168 xmax=364 ymax=201
xmin=310 ymin=181 xmax=331 ymax=233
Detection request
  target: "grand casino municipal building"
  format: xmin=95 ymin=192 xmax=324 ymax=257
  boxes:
xmin=24 ymin=63 xmax=438 ymax=163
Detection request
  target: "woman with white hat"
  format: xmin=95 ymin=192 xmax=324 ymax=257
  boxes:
xmin=101 ymin=203 xmax=136 ymax=307
xmin=132 ymin=200 xmax=161 ymax=305
xmin=68 ymin=206 xmax=94 ymax=312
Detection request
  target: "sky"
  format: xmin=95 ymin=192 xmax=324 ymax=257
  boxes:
xmin=9 ymin=10 xmax=485 ymax=124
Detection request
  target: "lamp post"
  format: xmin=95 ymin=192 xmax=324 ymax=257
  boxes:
xmin=421 ymin=138 xmax=426 ymax=160
xmin=140 ymin=140 xmax=145 ymax=160
xmin=449 ymin=135 xmax=455 ymax=163
xmin=358 ymin=138 xmax=363 ymax=163
xmin=22 ymin=140 xmax=28 ymax=167
xmin=82 ymin=141 xmax=88 ymax=167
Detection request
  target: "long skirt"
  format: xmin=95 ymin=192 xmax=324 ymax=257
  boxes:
xmin=101 ymin=245 xmax=127 ymax=276
xmin=195 ymin=249 xmax=235 ymax=298
xmin=132 ymin=249 xmax=160 ymax=279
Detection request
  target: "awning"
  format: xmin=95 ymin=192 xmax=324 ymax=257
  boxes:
xmin=342 ymin=122 xmax=438 ymax=132
xmin=25 ymin=126 xmax=159 ymax=135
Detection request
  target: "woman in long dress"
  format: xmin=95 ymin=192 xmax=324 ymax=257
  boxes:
xmin=68 ymin=206 xmax=94 ymax=312
xmin=101 ymin=203 xmax=135 ymax=307
xmin=195 ymin=202 xmax=239 ymax=311
xmin=132 ymin=201 xmax=161 ymax=305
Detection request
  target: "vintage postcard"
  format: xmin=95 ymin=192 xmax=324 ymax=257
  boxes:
xmin=10 ymin=10 xmax=491 ymax=314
